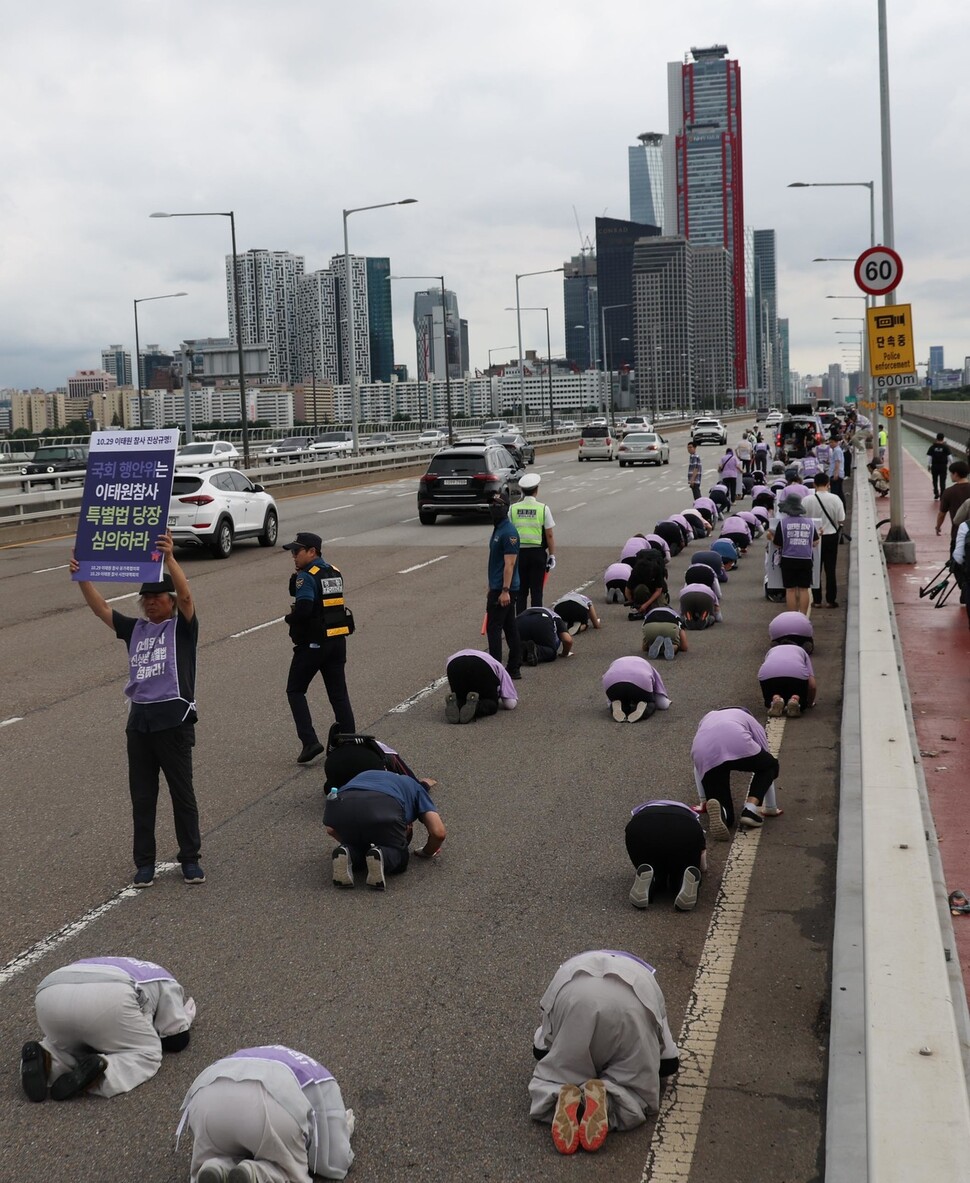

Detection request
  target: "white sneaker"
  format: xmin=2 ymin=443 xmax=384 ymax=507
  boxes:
xmin=198 ymin=1165 xmax=229 ymax=1183
xmin=675 ymin=866 xmax=701 ymax=912
xmin=767 ymin=695 xmax=785 ymax=718
xmin=627 ymin=700 xmax=649 ymax=723
xmin=227 ymin=1164 xmax=259 ymax=1183
xmin=611 ymin=701 xmax=627 ymax=722
xmin=629 ymin=864 xmax=653 ymax=909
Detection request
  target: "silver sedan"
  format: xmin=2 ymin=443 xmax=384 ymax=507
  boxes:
xmin=616 ymin=432 xmax=670 ymax=467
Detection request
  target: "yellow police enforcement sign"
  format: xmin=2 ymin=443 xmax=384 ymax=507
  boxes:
xmin=866 ymin=304 xmax=915 ymax=377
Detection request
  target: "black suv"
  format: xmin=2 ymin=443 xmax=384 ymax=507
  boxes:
xmin=417 ymin=445 xmax=524 ymax=524
xmin=21 ymin=444 xmax=90 ymax=488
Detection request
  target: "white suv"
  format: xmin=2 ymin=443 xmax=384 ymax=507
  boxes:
xmin=690 ymin=418 xmax=728 ymax=446
xmin=168 ymin=468 xmax=279 ymax=559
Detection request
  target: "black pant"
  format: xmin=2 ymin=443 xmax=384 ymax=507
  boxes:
xmin=323 ymin=788 xmax=410 ymax=874
xmin=760 ymin=676 xmax=811 ymax=707
xmin=446 ymin=654 xmax=501 ymax=715
xmin=689 ymin=483 xmax=701 ymax=501
xmin=812 ymin=532 xmax=839 ymax=606
xmin=126 ymin=724 xmax=201 ymax=868
xmin=932 ymin=468 xmax=948 ymax=498
xmin=625 ymin=806 xmax=705 ymax=896
xmin=486 ymin=590 xmax=521 ymax=675
xmin=515 ymin=548 xmax=547 ymax=612
xmin=830 ymin=476 xmax=844 ymax=504
xmin=286 ymin=639 xmax=355 ymax=746
xmin=701 ymin=750 xmax=779 ymax=828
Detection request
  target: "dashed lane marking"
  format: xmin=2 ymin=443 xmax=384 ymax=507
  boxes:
xmin=641 ymin=713 xmax=787 ymax=1182
xmin=33 ymin=564 xmax=70 ymax=573
xmin=0 ymin=862 xmax=180 ymax=989
xmin=563 ymin=502 xmax=587 ymax=512
xmin=1 ymin=717 xmax=23 ymax=727
xmin=231 ymin=617 xmax=286 ymax=638
xmin=398 ymin=555 xmax=449 ymax=574
xmin=316 ymin=504 xmax=354 ymax=514
xmin=106 ymin=592 xmax=137 ymax=603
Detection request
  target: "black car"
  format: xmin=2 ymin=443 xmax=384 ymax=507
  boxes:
xmin=491 ymin=432 xmax=535 ymax=466
xmin=21 ymin=443 xmax=89 ymax=489
xmin=417 ymin=445 xmax=524 ymax=524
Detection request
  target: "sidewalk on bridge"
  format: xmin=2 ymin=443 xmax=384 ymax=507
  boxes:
xmin=886 ymin=448 xmax=970 ymax=987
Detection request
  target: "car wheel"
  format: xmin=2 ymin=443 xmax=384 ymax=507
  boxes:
xmin=258 ymin=508 xmax=278 ymax=548
xmin=210 ymin=519 xmax=233 ymax=559
xmin=418 ymin=509 xmax=437 ymax=525
xmin=663 ymin=456 xmax=670 ymax=464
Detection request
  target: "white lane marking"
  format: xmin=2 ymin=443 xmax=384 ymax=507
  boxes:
xmin=1 ymin=717 xmax=23 ymax=727
xmin=388 ymin=676 xmax=449 ymax=714
xmin=395 ymin=491 xmax=413 ymax=497
xmin=106 ymin=592 xmax=138 ymax=603
xmin=401 ymin=516 xmax=419 ymax=523
xmin=398 ymin=555 xmax=449 ymax=574
xmin=641 ymin=714 xmax=786 ymax=1182
xmin=322 ymin=536 xmax=345 ymax=544
xmin=606 ymin=488 xmax=622 ymax=496
xmin=231 ymin=617 xmax=286 ymax=638
xmin=563 ymin=502 xmax=587 ymax=511
xmin=0 ymin=862 xmax=180 ymax=989
xmin=33 ymin=564 xmax=69 ymax=574
xmin=316 ymin=504 xmax=354 ymax=514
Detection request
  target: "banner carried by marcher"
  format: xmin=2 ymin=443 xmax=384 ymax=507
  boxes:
xmin=73 ymin=429 xmax=180 ymax=583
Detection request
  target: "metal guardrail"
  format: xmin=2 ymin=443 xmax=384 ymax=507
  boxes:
xmin=826 ymin=481 xmax=970 ymax=1181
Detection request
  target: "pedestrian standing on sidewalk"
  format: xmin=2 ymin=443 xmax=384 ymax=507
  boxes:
xmin=802 ymin=471 xmax=845 ymax=608
xmin=927 ymin=434 xmax=952 ymax=500
xmin=70 ymin=533 xmax=205 ymax=887
xmin=936 ymin=463 xmax=970 ymax=550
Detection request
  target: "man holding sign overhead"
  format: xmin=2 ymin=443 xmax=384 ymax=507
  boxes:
xmin=71 ymin=532 xmax=204 ymax=887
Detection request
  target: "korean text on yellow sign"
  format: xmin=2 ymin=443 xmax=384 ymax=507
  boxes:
xmin=866 ymin=304 xmax=916 ymax=376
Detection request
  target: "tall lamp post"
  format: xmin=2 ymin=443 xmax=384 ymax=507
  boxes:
xmin=151 ymin=211 xmax=252 ymax=467
xmin=343 ymin=200 xmax=417 ymax=453
xmin=390 ymin=272 xmax=453 ymax=444
xmin=134 ymin=291 xmax=186 ymax=428
xmin=600 ymin=304 xmax=629 ymax=425
xmin=515 ymin=267 xmax=564 ymax=416
xmin=506 ymin=307 xmax=553 ymax=432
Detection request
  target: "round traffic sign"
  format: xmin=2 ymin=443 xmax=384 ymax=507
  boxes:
xmin=854 ymin=246 xmax=903 ymax=296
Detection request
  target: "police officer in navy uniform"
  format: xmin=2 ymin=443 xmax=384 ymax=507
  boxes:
xmin=510 ymin=472 xmax=556 ymax=611
xmin=282 ymin=532 xmax=356 ymax=764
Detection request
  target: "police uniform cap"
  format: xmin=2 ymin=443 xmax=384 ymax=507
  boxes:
xmin=518 ymin=472 xmax=541 ymax=492
xmin=281 ymin=531 xmax=323 ymax=553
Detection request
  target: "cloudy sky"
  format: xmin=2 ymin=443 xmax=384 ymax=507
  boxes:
xmin=2 ymin=0 xmax=965 ymax=392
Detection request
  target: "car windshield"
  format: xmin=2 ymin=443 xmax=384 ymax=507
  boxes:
xmin=626 ymin=434 xmax=659 ymax=444
xmin=179 ymin=444 xmax=213 ymax=455
xmin=315 ymin=432 xmax=348 ymax=443
xmin=427 ymin=453 xmax=488 ymax=475
xmin=278 ymin=437 xmax=306 ymax=447
xmin=33 ymin=447 xmax=71 ymax=460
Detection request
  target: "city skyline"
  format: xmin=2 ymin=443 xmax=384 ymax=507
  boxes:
xmin=1 ymin=0 xmax=965 ymax=393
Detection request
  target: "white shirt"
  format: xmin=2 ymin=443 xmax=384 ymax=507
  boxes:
xmin=802 ymin=490 xmax=845 ymax=536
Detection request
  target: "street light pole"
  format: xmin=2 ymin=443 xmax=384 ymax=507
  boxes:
xmin=134 ymin=291 xmax=186 ymax=428
xmin=515 ymin=266 xmax=564 ymax=419
xmin=151 ymin=211 xmax=253 ymax=467
xmin=343 ymin=199 xmax=418 ymax=454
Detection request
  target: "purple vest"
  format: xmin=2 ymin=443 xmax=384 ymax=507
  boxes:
xmin=816 ymin=443 xmax=832 ymax=467
xmin=780 ymin=516 xmax=816 ymax=560
xmin=604 ymin=562 xmax=632 ymax=584
xmin=230 ymin=1046 xmax=333 ymax=1089
xmin=600 ymin=951 xmax=656 ymax=974
xmin=125 ymin=618 xmax=181 ymax=705
xmin=76 ymin=956 xmax=174 ymax=983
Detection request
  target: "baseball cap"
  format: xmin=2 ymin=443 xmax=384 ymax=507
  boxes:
xmin=140 ymin=574 xmax=176 ymax=595
xmin=281 ymin=531 xmax=323 ymax=553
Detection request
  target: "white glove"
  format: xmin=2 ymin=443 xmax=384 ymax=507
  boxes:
xmin=545 ymin=554 xmax=556 ymax=572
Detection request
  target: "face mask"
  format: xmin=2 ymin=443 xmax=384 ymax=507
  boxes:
xmin=489 ymin=503 xmax=508 ymax=525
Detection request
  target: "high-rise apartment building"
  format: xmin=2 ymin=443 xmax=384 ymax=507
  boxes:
xmin=101 ymin=346 xmax=132 ymax=388
xmin=928 ymin=346 xmax=944 ymax=380
xmin=778 ymin=319 xmax=791 ymax=401
xmin=366 ymin=257 xmax=395 ymax=383
xmin=629 ymin=132 xmax=667 ymax=231
xmin=563 ymin=253 xmax=599 ymax=370
xmin=632 ymin=236 xmax=693 ymax=415
xmin=67 ymin=369 xmax=117 ymax=399
xmin=297 ymin=270 xmax=341 ymax=386
xmin=329 ymin=254 xmax=372 ymax=385
xmin=139 ymin=345 xmax=175 ymax=390
xmin=595 ymin=216 xmax=661 ymax=379
xmin=413 ymin=288 xmax=462 ymax=381
xmin=227 ymin=249 xmax=305 ymax=385
xmin=667 ymin=45 xmax=747 ymax=391
xmin=752 ymin=229 xmax=780 ymax=399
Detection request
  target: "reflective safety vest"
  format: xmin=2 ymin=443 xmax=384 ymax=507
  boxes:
xmin=289 ymin=562 xmax=349 ymax=640
xmin=509 ymin=499 xmax=547 ymax=548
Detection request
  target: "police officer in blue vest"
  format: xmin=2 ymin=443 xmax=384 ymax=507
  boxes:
xmin=282 ymin=532 xmax=356 ymax=764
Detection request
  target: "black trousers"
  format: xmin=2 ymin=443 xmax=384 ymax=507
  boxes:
xmin=286 ymin=639 xmax=355 ymax=745
xmin=701 ymin=750 xmax=779 ymax=827
xmin=126 ymin=723 xmax=201 ymax=868
xmin=515 ymin=548 xmax=547 ymax=612
xmin=760 ymin=676 xmax=811 ymax=706
xmin=446 ymin=655 xmax=500 ymax=715
xmin=812 ymin=532 xmax=839 ymax=606
xmin=323 ymin=788 xmax=410 ymax=874
xmin=486 ymin=590 xmax=522 ymax=675
xmin=830 ymin=476 xmax=845 ymax=504
xmin=625 ymin=806 xmax=705 ymax=895
xmin=689 ymin=482 xmax=701 ymax=501
xmin=932 ymin=467 xmax=948 ymax=498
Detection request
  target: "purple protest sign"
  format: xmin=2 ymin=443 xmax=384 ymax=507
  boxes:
xmin=74 ymin=429 xmax=180 ymax=583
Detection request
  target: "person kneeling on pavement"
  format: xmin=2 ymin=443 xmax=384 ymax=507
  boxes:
xmin=768 ymin=610 xmax=815 ymax=653
xmin=529 ymin=950 xmax=680 ymax=1155
xmin=179 ymin=1045 xmax=354 ymax=1182
xmin=553 ymin=591 xmax=601 ymax=634
xmin=641 ymin=606 xmax=689 ymax=660
xmin=626 ymin=800 xmax=707 ymax=912
xmin=518 ymin=606 xmax=573 ymax=665
xmin=691 ymin=709 xmax=781 ymax=839
xmin=444 ymin=648 xmax=519 ymax=723
xmin=324 ymin=769 xmax=446 ymax=891
xmin=21 ymin=956 xmax=195 ymax=1102
xmin=759 ymin=643 xmax=816 ymax=718
xmin=323 ymin=726 xmax=424 ymax=792
xmin=679 ymin=581 xmax=720 ymax=630
xmin=604 ymin=561 xmax=633 ymax=604
xmin=602 ymin=656 xmax=671 ymax=723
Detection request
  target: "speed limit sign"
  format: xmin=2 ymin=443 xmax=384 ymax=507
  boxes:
xmin=854 ymin=246 xmax=903 ymax=296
